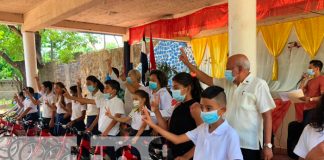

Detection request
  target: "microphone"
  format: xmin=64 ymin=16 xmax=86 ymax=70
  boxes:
xmin=297 ymin=73 xmax=308 ymax=85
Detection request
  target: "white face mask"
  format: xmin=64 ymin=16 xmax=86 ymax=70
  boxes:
xmin=133 ymin=100 xmax=140 ymax=107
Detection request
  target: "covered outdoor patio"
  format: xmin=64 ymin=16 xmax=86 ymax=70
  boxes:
xmin=0 ymin=0 xmax=324 ymax=159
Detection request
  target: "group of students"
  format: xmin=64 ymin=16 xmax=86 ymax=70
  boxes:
xmin=11 ymin=55 xmax=246 ymax=159
xmin=11 ymin=51 xmax=324 ymax=160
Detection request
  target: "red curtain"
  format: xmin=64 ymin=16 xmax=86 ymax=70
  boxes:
xmin=129 ymin=0 xmax=324 ymax=44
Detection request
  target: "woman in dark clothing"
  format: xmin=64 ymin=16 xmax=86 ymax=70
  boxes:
xmin=151 ymin=72 xmax=203 ymax=159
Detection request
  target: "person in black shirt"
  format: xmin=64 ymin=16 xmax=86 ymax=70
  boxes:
xmin=151 ymin=72 xmax=203 ymax=159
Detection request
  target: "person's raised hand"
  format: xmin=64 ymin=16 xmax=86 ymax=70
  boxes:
xmin=179 ymin=48 xmax=190 ymax=65
xmin=105 ymin=108 xmax=114 ymax=118
xmin=62 ymin=89 xmax=71 ymax=99
xmin=34 ymin=76 xmax=40 ymax=81
xmin=142 ymin=107 xmax=153 ymax=126
xmin=77 ymin=78 xmax=82 ymax=87
xmin=150 ymin=96 xmax=160 ymax=113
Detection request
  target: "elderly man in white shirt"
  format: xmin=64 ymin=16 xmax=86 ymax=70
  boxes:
xmin=180 ymin=49 xmax=275 ymax=160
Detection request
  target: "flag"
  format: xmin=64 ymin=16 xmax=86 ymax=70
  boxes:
xmin=123 ymin=41 xmax=132 ymax=75
xmin=140 ymin=35 xmax=149 ymax=84
xmin=149 ymin=32 xmax=156 ymax=70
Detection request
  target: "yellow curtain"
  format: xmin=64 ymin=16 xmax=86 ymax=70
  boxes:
xmin=208 ymin=33 xmax=228 ymax=78
xmin=190 ymin=38 xmax=208 ymax=66
xmin=260 ymin=22 xmax=293 ymax=80
xmin=294 ymin=16 xmax=324 ymax=59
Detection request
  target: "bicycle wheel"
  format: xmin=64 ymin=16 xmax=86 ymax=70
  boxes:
xmin=0 ymin=131 xmax=17 ymax=159
xmin=43 ymin=145 xmax=69 ymax=160
xmin=19 ymin=141 xmax=46 ymax=160
xmin=7 ymin=137 xmax=24 ymax=160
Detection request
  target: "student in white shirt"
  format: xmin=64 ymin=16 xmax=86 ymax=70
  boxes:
xmin=64 ymin=79 xmax=125 ymax=136
xmin=106 ymin=89 xmax=151 ymax=142
xmin=124 ymin=69 xmax=150 ymax=115
xmin=16 ymin=87 xmax=39 ymax=130
xmin=33 ymin=76 xmax=56 ymax=130
xmin=66 ymin=85 xmax=86 ymax=146
xmin=294 ymin=95 xmax=324 ymax=160
xmin=149 ymin=70 xmax=173 ymax=117
xmin=6 ymin=92 xmax=25 ymax=116
xmin=66 ymin=85 xmax=86 ymax=131
xmin=85 ymin=75 xmax=105 ymax=135
xmin=143 ymin=86 xmax=243 ymax=160
xmin=53 ymin=82 xmax=72 ymax=136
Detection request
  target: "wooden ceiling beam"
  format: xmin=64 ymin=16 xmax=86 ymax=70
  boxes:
xmin=0 ymin=11 xmax=23 ymax=24
xmin=52 ymin=20 xmax=127 ymax=35
xmin=23 ymin=0 xmax=104 ymax=32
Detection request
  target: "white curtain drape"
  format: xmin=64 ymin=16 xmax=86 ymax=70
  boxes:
xmin=201 ymin=28 xmax=324 ymax=93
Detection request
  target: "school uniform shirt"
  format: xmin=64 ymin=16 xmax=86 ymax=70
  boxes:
xmin=23 ymin=98 xmax=38 ymax=114
xmin=129 ymin=108 xmax=150 ymax=131
xmin=124 ymin=85 xmax=150 ymax=115
xmin=95 ymin=95 xmax=125 ymax=135
xmin=86 ymin=91 xmax=101 ymax=116
xmin=294 ymin=124 xmax=324 ymax=159
xmin=186 ymin=120 xmax=243 ymax=160
xmin=151 ymin=87 xmax=173 ymax=117
xmin=71 ymin=101 xmax=87 ymax=121
xmin=55 ymin=96 xmax=72 ymax=114
xmin=39 ymin=92 xmax=56 ymax=118
xmin=213 ymin=74 xmax=276 ymax=150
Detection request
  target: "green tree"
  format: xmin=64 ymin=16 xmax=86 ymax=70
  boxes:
xmin=0 ymin=25 xmax=99 ymax=85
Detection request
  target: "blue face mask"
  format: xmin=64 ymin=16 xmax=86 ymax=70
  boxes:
xmin=307 ymin=69 xmax=315 ymax=76
xmin=87 ymin=85 xmax=95 ymax=92
xmin=224 ymin=70 xmax=235 ymax=82
xmin=200 ymin=110 xmax=220 ymax=124
xmin=126 ymin=77 xmax=133 ymax=84
xmin=171 ymin=89 xmax=186 ymax=102
xmin=149 ymin=81 xmax=158 ymax=90
xmin=103 ymin=93 xmax=111 ymax=100
xmin=106 ymin=74 xmax=112 ymax=81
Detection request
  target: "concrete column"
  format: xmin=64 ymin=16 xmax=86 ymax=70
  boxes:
xmin=23 ymin=31 xmax=38 ymax=89
xmin=228 ymin=0 xmax=257 ymax=75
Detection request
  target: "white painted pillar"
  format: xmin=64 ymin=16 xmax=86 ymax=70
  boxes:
xmin=228 ymin=0 xmax=257 ymax=75
xmin=23 ymin=31 xmax=38 ymax=89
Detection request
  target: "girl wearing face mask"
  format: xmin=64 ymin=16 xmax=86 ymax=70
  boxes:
xmin=52 ymin=82 xmax=72 ymax=136
xmin=124 ymin=69 xmax=150 ymax=115
xmin=106 ymin=90 xmax=151 ymax=139
xmin=85 ymin=76 xmax=105 ymax=135
xmin=63 ymin=80 xmax=125 ymax=136
xmin=151 ymin=72 xmax=203 ymax=160
xmin=149 ymin=70 xmax=173 ymax=117
xmin=143 ymin=86 xmax=243 ymax=160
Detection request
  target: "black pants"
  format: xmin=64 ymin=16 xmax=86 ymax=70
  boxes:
xmin=241 ymin=148 xmax=261 ymax=160
xmin=86 ymin=115 xmax=99 ymax=135
xmin=72 ymin=120 xmax=86 ymax=145
xmin=24 ymin=112 xmax=39 ymax=130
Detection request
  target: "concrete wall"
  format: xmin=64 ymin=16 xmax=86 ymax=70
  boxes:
xmin=0 ymin=80 xmax=19 ymax=99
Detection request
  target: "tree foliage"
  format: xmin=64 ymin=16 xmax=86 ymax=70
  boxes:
xmin=0 ymin=25 xmax=102 ymax=80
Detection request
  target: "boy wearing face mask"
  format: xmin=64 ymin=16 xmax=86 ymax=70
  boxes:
xmin=143 ymin=86 xmax=243 ymax=160
xmin=299 ymin=60 xmax=324 ymax=125
xmin=64 ymin=80 xmax=125 ymax=136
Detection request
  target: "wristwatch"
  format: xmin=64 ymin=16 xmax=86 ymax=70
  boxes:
xmin=310 ymin=97 xmax=313 ymax=102
xmin=264 ymin=143 xmax=273 ymax=149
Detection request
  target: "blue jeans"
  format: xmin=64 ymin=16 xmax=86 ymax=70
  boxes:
xmin=54 ymin=113 xmax=70 ymax=136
